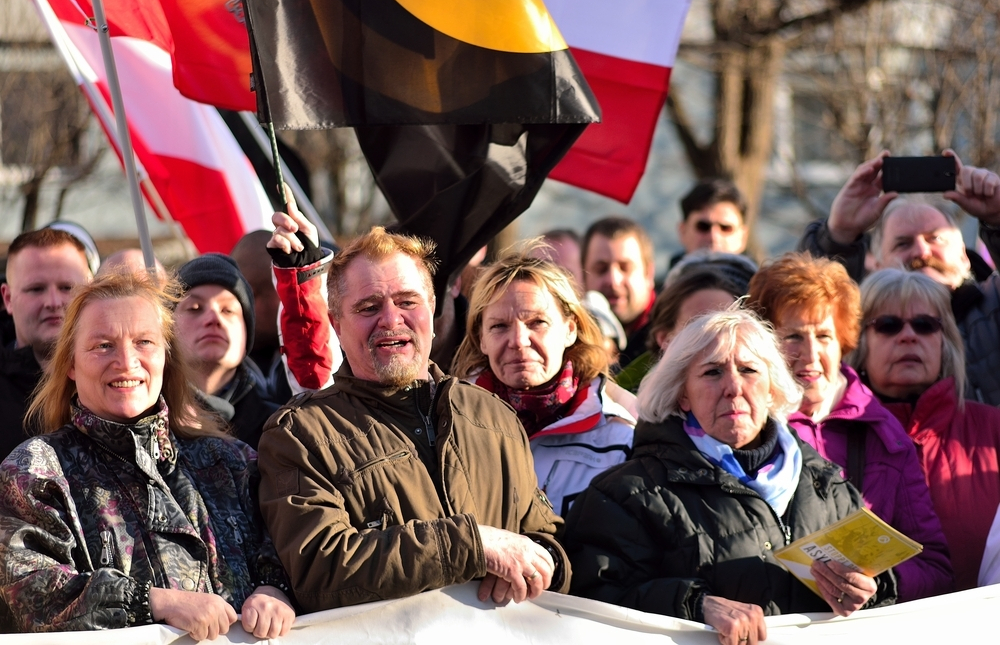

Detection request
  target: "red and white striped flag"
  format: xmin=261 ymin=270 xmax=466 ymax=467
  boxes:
xmin=545 ymin=0 xmax=691 ymax=203
xmin=31 ymin=0 xmax=272 ymax=254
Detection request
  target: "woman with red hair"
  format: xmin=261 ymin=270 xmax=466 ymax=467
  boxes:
xmin=748 ymin=253 xmax=952 ymax=601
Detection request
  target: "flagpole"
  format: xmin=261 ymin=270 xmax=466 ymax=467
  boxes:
xmin=90 ymin=0 xmax=156 ymax=271
xmin=237 ymin=112 xmax=333 ymax=244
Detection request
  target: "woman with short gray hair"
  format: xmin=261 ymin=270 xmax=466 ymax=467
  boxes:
xmin=565 ymin=308 xmax=895 ymax=645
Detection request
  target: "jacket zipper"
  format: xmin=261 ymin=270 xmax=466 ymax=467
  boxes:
xmin=93 ymin=441 xmax=169 ymax=587
xmin=415 ymin=385 xmax=436 ymax=447
xmin=725 ymin=484 xmax=793 ymax=545
xmin=226 ymin=517 xmax=243 ymax=545
xmin=100 ymin=530 xmax=114 ymax=566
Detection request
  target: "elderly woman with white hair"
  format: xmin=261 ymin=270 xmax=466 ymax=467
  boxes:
xmin=564 ymin=309 xmax=896 ymax=645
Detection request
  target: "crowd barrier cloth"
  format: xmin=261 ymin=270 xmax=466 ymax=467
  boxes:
xmin=7 ymin=581 xmax=1000 ymax=644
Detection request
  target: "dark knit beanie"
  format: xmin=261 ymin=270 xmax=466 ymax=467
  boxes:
xmin=177 ymin=253 xmax=255 ymax=354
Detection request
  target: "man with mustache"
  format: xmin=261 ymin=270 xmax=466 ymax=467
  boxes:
xmin=0 ymin=228 xmax=93 ymax=459
xmin=799 ymin=150 xmax=1000 ymax=405
xmin=175 ymin=254 xmax=279 ymax=448
xmin=257 ymin=223 xmax=569 ymax=613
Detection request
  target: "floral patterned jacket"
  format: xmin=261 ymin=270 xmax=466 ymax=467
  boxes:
xmin=0 ymin=400 xmax=288 ymax=633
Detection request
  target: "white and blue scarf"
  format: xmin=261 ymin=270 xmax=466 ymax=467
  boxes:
xmin=683 ymin=412 xmax=802 ymax=516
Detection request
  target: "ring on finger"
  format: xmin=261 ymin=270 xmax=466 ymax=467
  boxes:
xmin=527 ymin=570 xmax=539 ymax=580
xmin=739 ymin=635 xmax=749 ymax=643
xmin=837 ymin=592 xmax=845 ymax=604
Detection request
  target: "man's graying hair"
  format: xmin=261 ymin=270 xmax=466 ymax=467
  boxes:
xmin=869 ymin=196 xmax=961 ymax=262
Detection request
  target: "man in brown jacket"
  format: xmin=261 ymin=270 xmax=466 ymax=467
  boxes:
xmin=258 ymin=224 xmax=569 ymax=613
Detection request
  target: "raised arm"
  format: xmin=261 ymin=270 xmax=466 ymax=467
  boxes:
xmin=268 ymin=192 xmax=342 ymax=393
xmin=798 ymin=152 xmax=899 ymax=283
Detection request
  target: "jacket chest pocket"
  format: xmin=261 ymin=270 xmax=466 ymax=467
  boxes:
xmin=336 ymin=451 xmax=413 ymax=529
xmin=344 ymin=450 xmax=412 ymax=482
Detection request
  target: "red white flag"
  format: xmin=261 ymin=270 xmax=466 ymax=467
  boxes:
xmin=157 ymin=0 xmax=256 ymax=112
xmin=31 ymin=0 xmax=272 ymax=254
xmin=545 ymin=0 xmax=691 ymax=203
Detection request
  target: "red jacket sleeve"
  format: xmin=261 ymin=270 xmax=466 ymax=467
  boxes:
xmin=273 ymin=250 xmax=341 ymax=393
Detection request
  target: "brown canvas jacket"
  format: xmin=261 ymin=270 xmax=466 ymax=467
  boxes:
xmin=258 ymin=363 xmax=569 ymax=613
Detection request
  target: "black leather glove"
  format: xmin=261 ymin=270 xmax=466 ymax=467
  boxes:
xmin=267 ymin=230 xmax=324 ymax=268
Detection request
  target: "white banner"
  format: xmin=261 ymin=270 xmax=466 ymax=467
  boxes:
xmin=6 ymin=582 xmax=999 ymax=644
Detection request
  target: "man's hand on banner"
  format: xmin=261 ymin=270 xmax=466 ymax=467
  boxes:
xmin=149 ymin=587 xmax=237 ymax=642
xmin=477 ymin=525 xmax=555 ymax=604
xmin=241 ymin=585 xmax=296 ymax=639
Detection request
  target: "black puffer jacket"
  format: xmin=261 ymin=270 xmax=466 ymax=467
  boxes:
xmin=563 ymin=415 xmax=897 ymax=619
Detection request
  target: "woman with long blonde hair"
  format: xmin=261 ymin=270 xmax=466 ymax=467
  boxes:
xmin=0 ymin=271 xmax=294 ymax=639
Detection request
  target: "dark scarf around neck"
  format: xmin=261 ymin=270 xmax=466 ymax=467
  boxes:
xmin=477 ymin=361 xmax=584 ymax=436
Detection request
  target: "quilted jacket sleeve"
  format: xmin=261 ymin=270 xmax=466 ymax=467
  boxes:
xmin=563 ymin=479 xmax=709 ymax=618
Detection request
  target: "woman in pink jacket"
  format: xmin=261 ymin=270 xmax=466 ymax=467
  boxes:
xmin=748 ymin=254 xmax=952 ymax=600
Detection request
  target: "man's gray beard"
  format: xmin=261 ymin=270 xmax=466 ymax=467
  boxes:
xmin=372 ymin=353 xmax=423 ymax=388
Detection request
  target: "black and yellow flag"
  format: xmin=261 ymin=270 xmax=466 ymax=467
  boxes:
xmin=243 ymin=0 xmax=601 ymax=299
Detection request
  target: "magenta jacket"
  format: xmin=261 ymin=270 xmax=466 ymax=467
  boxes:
xmin=883 ymin=377 xmax=1000 ymax=593
xmin=788 ymin=365 xmax=953 ymax=601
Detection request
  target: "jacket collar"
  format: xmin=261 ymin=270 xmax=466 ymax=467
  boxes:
xmin=789 ymin=364 xmax=911 ymax=454
xmin=952 ymin=279 xmax=984 ymax=323
xmin=195 ymin=361 xmax=257 ymax=421
xmin=632 ymin=415 xmax=841 ymax=495
xmin=333 ymin=360 xmax=445 ymax=415
xmin=71 ymin=396 xmax=176 ymax=480
xmin=0 ymin=342 xmax=41 ymax=378
xmin=882 ymin=377 xmax=959 ymax=441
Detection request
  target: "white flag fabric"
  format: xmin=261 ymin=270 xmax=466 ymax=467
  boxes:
xmin=4 ymin=581 xmax=999 ymax=644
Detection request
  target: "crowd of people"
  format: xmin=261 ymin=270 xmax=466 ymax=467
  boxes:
xmin=1 ymin=150 xmax=1000 ymax=644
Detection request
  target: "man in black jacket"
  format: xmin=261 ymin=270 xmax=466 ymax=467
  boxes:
xmin=0 ymin=228 xmax=93 ymax=459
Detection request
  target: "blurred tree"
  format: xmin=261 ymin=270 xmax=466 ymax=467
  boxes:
xmin=667 ymin=0 xmax=879 ymax=250
xmin=0 ymin=0 xmax=101 ymax=233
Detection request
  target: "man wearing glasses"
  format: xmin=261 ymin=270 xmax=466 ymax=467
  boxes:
xmin=675 ymin=178 xmax=750 ymax=263
xmin=799 ymin=150 xmax=1000 ymax=406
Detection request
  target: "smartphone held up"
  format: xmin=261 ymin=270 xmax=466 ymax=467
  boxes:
xmin=881 ymin=156 xmax=956 ymax=193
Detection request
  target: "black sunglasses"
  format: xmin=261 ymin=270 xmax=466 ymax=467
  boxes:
xmin=866 ymin=315 xmax=943 ymax=336
xmin=693 ymin=220 xmax=736 ymax=234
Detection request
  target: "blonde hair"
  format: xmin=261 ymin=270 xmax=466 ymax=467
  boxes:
xmin=327 ymin=226 xmax=438 ymax=317
xmin=27 ymin=271 xmax=226 ymax=438
xmin=850 ymin=268 xmax=966 ymax=406
xmin=637 ymin=307 xmax=802 ymax=425
xmin=452 ymin=241 xmax=609 ymax=385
